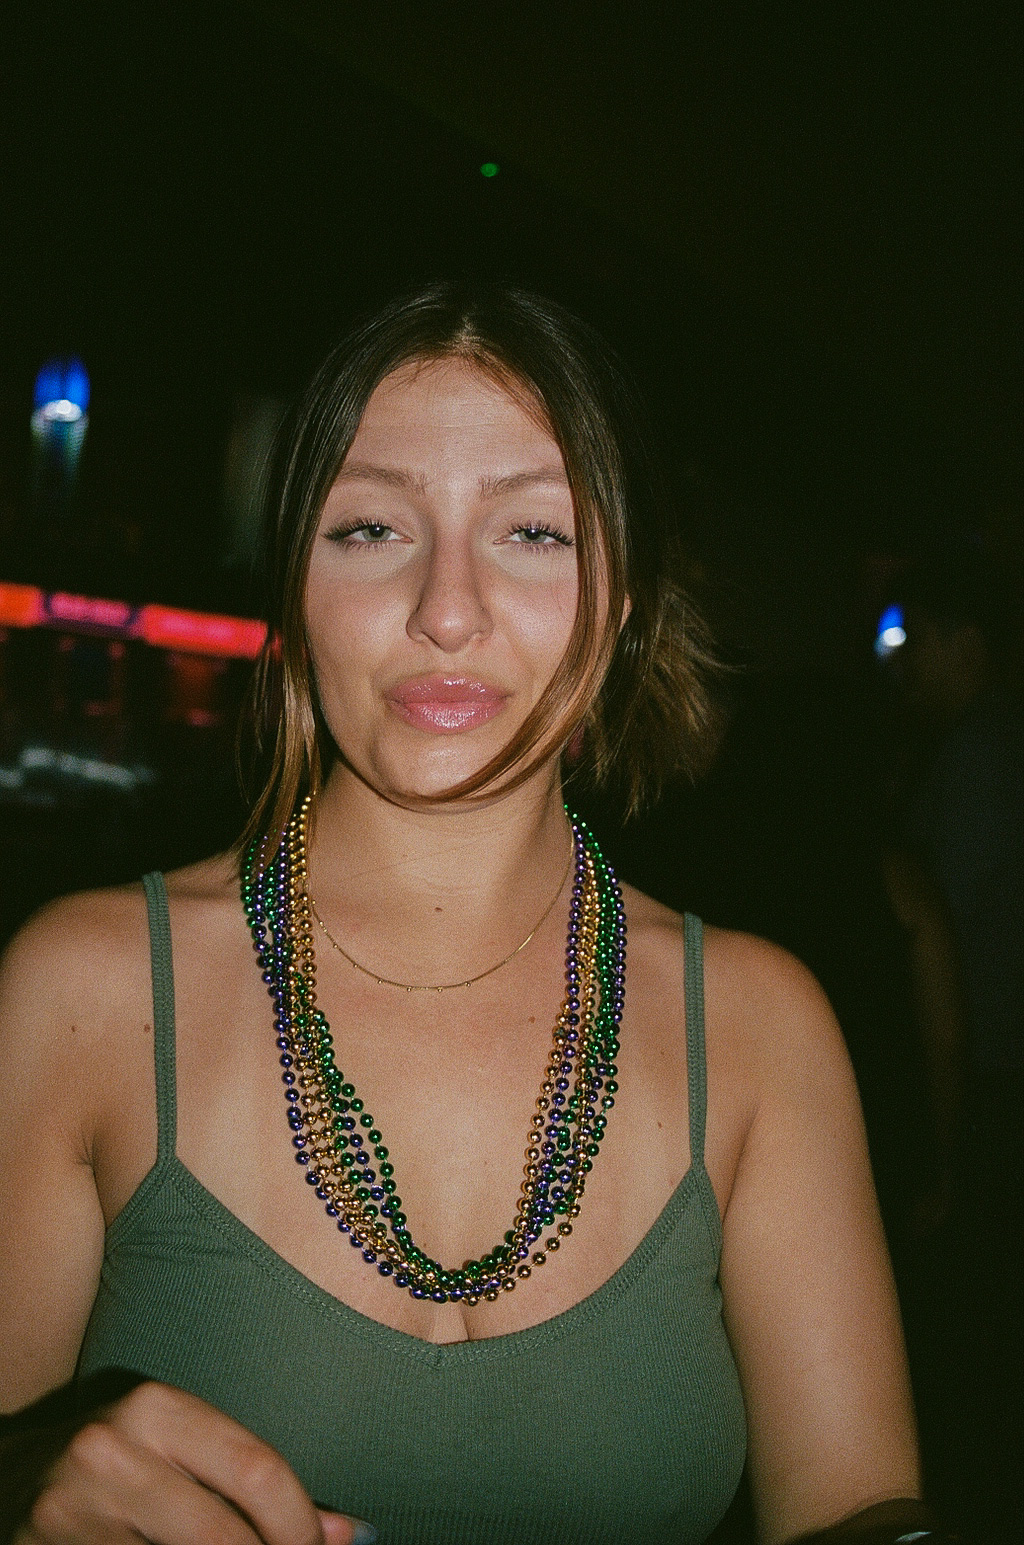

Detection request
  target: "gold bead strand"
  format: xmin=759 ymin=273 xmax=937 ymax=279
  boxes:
xmin=511 ymin=844 xmax=601 ymax=1281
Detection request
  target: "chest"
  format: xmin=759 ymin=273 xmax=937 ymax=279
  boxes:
xmin=92 ymin=898 xmax=738 ymax=1343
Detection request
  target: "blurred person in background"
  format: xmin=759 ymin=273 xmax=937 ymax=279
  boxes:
xmin=898 ymin=548 xmax=1023 ymax=1093
xmin=892 ymin=546 xmax=1023 ymax=1533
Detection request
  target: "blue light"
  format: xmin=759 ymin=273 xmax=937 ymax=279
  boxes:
xmin=33 ymin=357 xmax=90 ymax=418
xmin=874 ymin=603 xmax=907 ymax=658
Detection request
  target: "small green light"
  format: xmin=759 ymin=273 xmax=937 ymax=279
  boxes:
xmin=480 ymin=162 xmax=499 ymax=178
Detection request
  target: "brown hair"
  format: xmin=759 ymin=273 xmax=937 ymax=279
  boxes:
xmin=237 ymin=282 xmax=717 ymax=852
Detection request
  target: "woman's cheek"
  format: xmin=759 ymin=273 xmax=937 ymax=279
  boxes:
xmin=502 ymin=576 xmax=577 ymax=661
xmin=307 ymin=579 xmax=400 ymax=669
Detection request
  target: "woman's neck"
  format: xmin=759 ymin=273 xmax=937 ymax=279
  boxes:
xmin=304 ymin=763 xmax=574 ymax=981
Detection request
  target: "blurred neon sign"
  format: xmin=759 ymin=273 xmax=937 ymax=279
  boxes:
xmin=141 ymin=605 xmax=266 ymax=657
xmin=0 ymin=583 xmax=44 ymax=628
xmin=45 ymin=592 xmax=139 ymax=632
xmin=0 ymin=583 xmax=267 ymax=660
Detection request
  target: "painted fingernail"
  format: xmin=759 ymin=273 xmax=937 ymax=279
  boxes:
xmin=351 ymin=1524 xmax=377 ymax=1545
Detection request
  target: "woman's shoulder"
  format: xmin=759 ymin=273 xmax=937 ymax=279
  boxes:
xmin=0 ymin=883 xmax=154 ymax=1133
xmin=701 ymin=924 xmax=848 ymax=1098
xmin=621 ymin=889 xmax=848 ymax=1213
xmin=622 ymin=882 xmax=843 ymax=1068
xmin=0 ymin=881 xmax=148 ymax=1003
xmin=0 ymin=854 xmax=244 ymax=1137
xmin=0 ymin=853 xmax=239 ymax=1025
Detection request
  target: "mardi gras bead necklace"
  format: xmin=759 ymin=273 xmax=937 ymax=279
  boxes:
xmin=241 ymin=796 xmax=626 ymax=1305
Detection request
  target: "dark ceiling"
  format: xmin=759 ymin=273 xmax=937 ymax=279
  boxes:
xmin=1 ymin=0 xmax=1020 ymax=657
xmin=255 ymin=0 xmax=1022 ymax=489
xmin=254 ymin=1 xmax=1011 ymax=315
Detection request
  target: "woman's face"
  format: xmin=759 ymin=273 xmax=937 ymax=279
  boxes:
xmin=305 ymin=357 xmax=580 ymax=804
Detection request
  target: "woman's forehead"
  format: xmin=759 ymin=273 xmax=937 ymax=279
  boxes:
xmin=345 ymin=357 xmax=566 ymax=473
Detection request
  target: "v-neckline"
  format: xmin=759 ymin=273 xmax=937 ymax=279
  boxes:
xmin=107 ymin=1151 xmax=716 ymax=1362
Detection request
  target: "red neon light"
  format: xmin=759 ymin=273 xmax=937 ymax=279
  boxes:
xmin=140 ymin=605 xmax=266 ymax=659
xmin=0 ymin=583 xmax=267 ymax=659
xmin=0 ymin=582 xmax=45 ymax=628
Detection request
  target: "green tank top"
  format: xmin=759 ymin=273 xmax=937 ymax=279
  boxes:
xmin=78 ymin=875 xmax=746 ymax=1544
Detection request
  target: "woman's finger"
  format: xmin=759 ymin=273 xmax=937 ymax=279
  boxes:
xmin=320 ymin=1512 xmax=377 ymax=1545
xmin=26 ymin=1419 xmax=265 ymax=1545
xmin=106 ymin=1383 xmax=328 ymax=1545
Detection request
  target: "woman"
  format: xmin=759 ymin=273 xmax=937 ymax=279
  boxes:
xmin=0 ymin=285 xmax=941 ymax=1544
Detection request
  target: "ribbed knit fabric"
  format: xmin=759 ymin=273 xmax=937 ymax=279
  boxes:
xmin=77 ymin=877 xmax=746 ymax=1544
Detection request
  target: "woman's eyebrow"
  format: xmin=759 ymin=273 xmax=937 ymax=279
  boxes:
xmin=333 ymin=461 xmax=427 ymax=492
xmin=481 ymin=468 xmax=570 ymax=496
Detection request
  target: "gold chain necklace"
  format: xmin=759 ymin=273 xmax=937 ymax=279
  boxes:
xmin=307 ymin=840 xmax=574 ymax=993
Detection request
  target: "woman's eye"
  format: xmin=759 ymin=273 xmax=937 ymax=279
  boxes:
xmin=327 ymin=522 xmax=398 ymax=546
xmin=507 ymin=524 xmax=574 ymax=549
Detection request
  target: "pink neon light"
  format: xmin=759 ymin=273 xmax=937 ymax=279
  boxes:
xmin=46 ymin=592 xmax=138 ymax=631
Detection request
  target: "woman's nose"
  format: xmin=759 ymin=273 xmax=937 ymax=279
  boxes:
xmin=406 ymin=535 xmax=492 ymax=653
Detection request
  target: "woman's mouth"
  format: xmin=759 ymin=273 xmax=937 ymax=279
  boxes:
xmin=386 ymin=675 xmax=510 ymax=733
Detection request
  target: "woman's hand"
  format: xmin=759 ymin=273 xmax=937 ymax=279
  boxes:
xmin=13 ymin=1381 xmax=373 ymax=1545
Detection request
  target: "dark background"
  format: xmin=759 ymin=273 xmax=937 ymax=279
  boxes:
xmin=3 ymin=1 xmax=1019 ymax=630
xmin=1 ymin=2 xmax=1021 ymax=1538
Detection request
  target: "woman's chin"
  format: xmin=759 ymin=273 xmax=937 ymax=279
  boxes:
xmin=353 ymin=747 xmax=505 ymax=807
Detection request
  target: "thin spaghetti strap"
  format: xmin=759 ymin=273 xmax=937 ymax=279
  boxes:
xmin=683 ymin=913 xmax=708 ymax=1170
xmin=141 ymin=872 xmax=177 ymax=1162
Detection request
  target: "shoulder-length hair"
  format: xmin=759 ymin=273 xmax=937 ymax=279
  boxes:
xmin=237 ymin=281 xmax=717 ymax=853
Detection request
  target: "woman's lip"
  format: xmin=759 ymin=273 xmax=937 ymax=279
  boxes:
xmin=386 ymin=676 xmax=510 ymax=733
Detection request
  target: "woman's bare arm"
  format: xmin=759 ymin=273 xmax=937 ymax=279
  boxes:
xmin=0 ymin=894 xmax=370 ymax=1545
xmin=0 ymin=895 xmax=120 ymax=1411
xmin=711 ymin=933 xmax=921 ymax=1544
